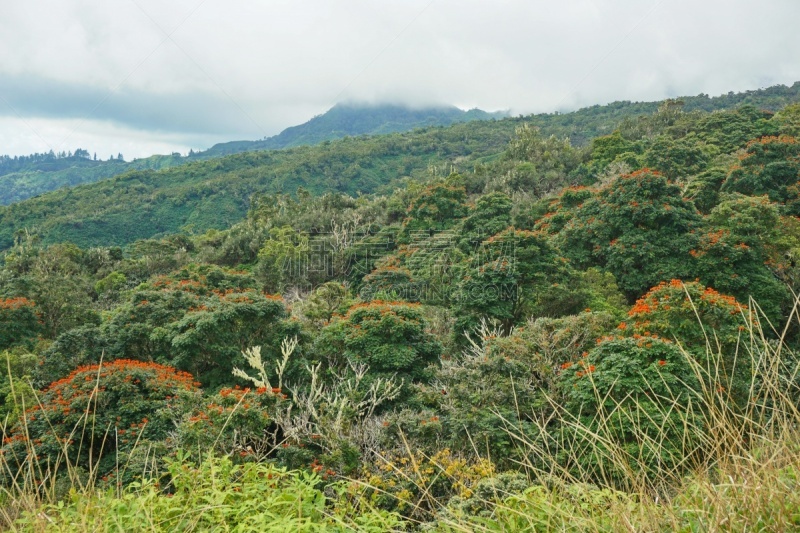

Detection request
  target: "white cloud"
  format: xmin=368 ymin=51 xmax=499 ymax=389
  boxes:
xmin=1 ymin=0 xmax=799 ymax=158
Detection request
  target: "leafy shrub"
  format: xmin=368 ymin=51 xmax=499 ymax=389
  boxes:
xmin=177 ymin=385 xmax=281 ymax=462
xmin=434 ymin=481 xmax=635 ymax=532
xmin=722 ymin=135 xmax=800 ymax=214
xmin=358 ymin=448 xmax=496 ymax=522
xmin=541 ymin=169 xmax=702 ymax=299
xmin=454 ymin=227 xmax=581 ymax=334
xmin=401 ymin=180 xmax=469 ymax=235
xmin=315 ymin=300 xmax=442 ymax=388
xmin=559 ymin=336 xmax=703 ymax=485
xmin=44 ymin=265 xmax=302 ymax=388
xmin=624 ymin=279 xmax=753 ymax=404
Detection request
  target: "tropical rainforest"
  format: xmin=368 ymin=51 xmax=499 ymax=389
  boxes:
xmin=3 ymin=84 xmax=800 ymax=530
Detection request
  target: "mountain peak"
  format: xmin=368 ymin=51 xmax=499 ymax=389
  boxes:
xmin=202 ymin=103 xmax=508 ymax=157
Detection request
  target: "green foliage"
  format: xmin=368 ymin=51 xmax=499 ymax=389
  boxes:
xmin=297 ymin=281 xmax=354 ymax=326
xmin=176 ymin=385 xmax=281 ymax=461
xmin=0 ymin=297 xmax=41 ymax=351
xmin=40 ymin=265 xmax=300 ymax=388
xmin=722 ymin=135 xmax=800 ymax=214
xmin=402 ymin=179 xmax=469 ymax=234
xmin=625 ymin=280 xmax=753 ymax=404
xmin=459 ymin=192 xmax=513 ymax=250
xmin=693 ymin=196 xmax=790 ymax=320
xmin=543 ymin=169 xmax=702 ymax=299
xmin=487 ymin=124 xmax=584 ymax=195
xmin=435 ymin=481 xmax=635 ymax=532
xmin=0 ymin=349 xmax=38 ymax=419
xmin=589 ymin=131 xmax=641 ymax=169
xmin=641 ymin=134 xmax=713 ymax=180
xmin=774 ymin=103 xmax=800 ymax=137
xmin=560 ymin=336 xmax=702 ymax=483
xmin=315 ymin=301 xmax=442 ymax=387
xmin=455 ymin=228 xmax=581 ymax=334
xmin=116 ymin=270 xmax=298 ymax=388
xmin=3 ymin=82 xmax=800 ymax=530
xmin=684 ymin=168 xmax=728 ymax=213
xmin=360 ymin=264 xmax=417 ymax=302
xmin=0 ymin=120 xmax=521 ymax=250
xmin=256 ymin=225 xmax=310 ymax=292
xmin=415 ymin=312 xmax=616 ymax=467
xmin=93 ymin=271 xmax=127 ymax=296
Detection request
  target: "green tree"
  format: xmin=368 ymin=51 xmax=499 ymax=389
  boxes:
xmin=315 ymin=301 xmax=442 ymax=390
xmin=542 ymin=169 xmax=702 ymax=300
xmin=455 ymin=228 xmax=581 ymax=334
xmin=0 ymin=297 xmax=41 ymax=350
xmin=402 ymin=179 xmax=468 ymax=235
xmin=722 ymin=136 xmax=800 ymax=214
xmin=692 ymin=195 xmax=790 ymax=320
xmin=560 ymin=336 xmax=702 ymax=484
xmin=623 ymin=279 xmax=752 ymax=404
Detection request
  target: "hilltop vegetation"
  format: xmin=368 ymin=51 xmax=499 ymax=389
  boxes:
xmin=3 ymin=85 xmax=800 ymax=530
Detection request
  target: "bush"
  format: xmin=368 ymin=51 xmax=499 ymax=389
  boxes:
xmin=315 ymin=300 xmax=442 ymax=388
xmin=176 ymin=385 xmax=281 ymax=462
xmin=0 ymin=297 xmax=41 ymax=351
xmin=559 ymin=336 xmax=704 ymax=485
xmin=624 ymin=279 xmax=753 ymax=405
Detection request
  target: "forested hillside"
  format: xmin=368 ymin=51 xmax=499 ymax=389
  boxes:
xmin=2 ymin=81 xmax=798 ymax=211
xmin=3 ymin=86 xmax=800 ymax=530
xmin=2 ymin=82 xmax=800 ymax=251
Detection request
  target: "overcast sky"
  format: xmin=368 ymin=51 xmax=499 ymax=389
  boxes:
xmin=1 ymin=0 xmax=799 ymax=160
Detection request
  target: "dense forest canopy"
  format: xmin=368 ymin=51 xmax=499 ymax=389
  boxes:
xmin=4 ymin=83 xmax=800 ymax=529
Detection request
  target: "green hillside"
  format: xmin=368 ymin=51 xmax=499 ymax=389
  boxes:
xmin=1 ymin=82 xmax=800 ymax=251
xmin=0 ymin=119 xmax=522 ymax=249
xmin=1 ymin=83 xmax=798 ymax=209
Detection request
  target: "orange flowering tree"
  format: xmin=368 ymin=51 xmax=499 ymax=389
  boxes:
xmin=0 ymin=297 xmax=41 ymax=351
xmin=177 ymin=385 xmax=283 ymax=462
xmin=3 ymin=360 xmax=200 ymax=481
xmin=556 ymin=280 xmax=754 ymax=482
xmin=623 ymin=280 xmax=753 ymax=405
xmin=691 ymin=196 xmax=790 ymax=320
xmin=625 ymin=280 xmax=750 ymax=354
